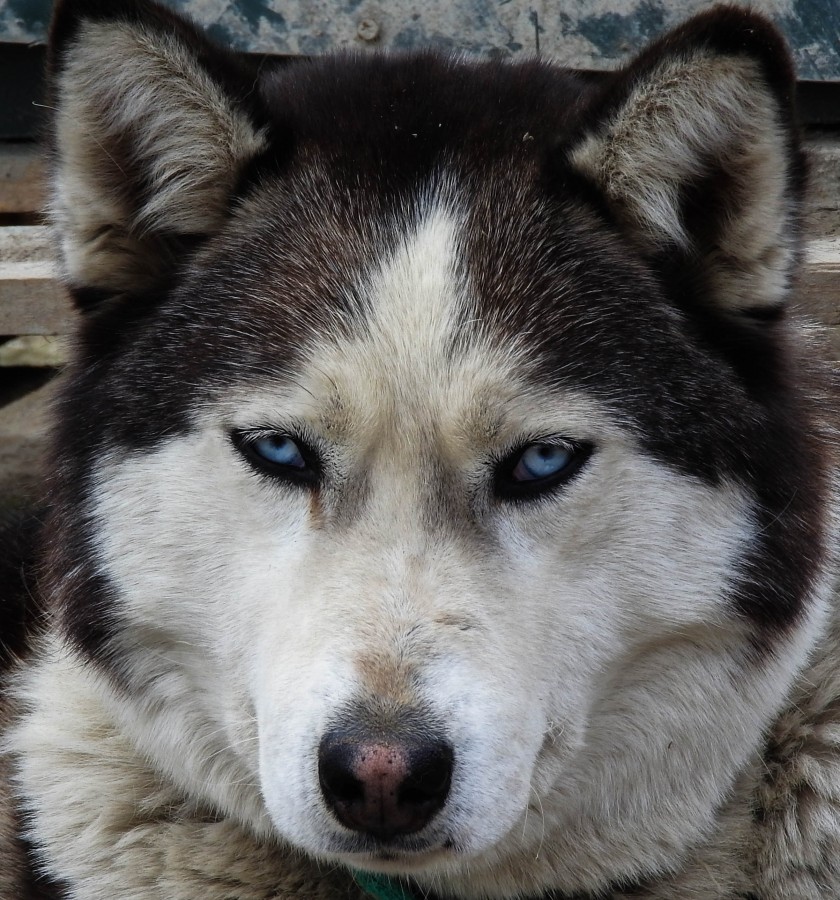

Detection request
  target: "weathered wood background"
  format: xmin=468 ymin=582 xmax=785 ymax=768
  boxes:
xmin=1 ymin=0 xmax=839 ymax=79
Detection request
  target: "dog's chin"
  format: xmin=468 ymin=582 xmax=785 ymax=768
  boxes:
xmin=337 ymin=845 xmax=456 ymax=876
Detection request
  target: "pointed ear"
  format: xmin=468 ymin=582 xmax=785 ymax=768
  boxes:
xmin=569 ymin=8 xmax=805 ymax=321
xmin=47 ymin=0 xmax=268 ymax=306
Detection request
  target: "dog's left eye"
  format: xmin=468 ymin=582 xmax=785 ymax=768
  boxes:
xmin=515 ymin=443 xmax=572 ymax=479
xmin=495 ymin=440 xmax=591 ymax=499
xmin=252 ymin=435 xmax=307 ymax=468
xmin=231 ymin=430 xmax=318 ymax=485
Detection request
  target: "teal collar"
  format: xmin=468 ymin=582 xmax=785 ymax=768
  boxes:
xmin=351 ymin=868 xmax=637 ymax=900
xmin=352 ymin=870 xmax=419 ymax=900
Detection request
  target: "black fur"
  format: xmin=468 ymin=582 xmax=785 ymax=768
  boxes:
xmin=0 ymin=508 xmax=45 ymax=673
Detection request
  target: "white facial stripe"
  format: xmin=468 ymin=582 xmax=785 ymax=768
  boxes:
xmin=364 ymin=200 xmax=467 ymax=367
xmin=222 ymin=197 xmax=531 ymax=474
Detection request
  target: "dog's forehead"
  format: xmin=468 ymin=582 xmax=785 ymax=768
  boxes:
xmin=218 ymin=152 xmax=621 ymax=370
xmin=197 ymin=164 xmax=703 ymax=453
xmin=224 ymin=195 xmax=537 ymax=445
xmin=143 ymin=68 xmax=750 ymax=487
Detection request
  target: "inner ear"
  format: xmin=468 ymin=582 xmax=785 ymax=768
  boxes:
xmin=568 ymin=8 xmax=804 ymax=321
xmin=48 ymin=0 xmax=269 ymax=308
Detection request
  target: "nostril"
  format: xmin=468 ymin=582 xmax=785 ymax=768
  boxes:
xmin=399 ymin=743 xmax=454 ymax=807
xmin=319 ymin=748 xmax=365 ymax=806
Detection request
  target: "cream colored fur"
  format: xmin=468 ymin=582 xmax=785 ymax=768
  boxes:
xmin=9 ymin=636 xmax=364 ymax=899
xmin=9 ymin=537 xmax=840 ymax=899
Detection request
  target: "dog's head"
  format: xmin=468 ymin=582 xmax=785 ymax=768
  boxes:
xmin=44 ymin=1 xmax=832 ymax=894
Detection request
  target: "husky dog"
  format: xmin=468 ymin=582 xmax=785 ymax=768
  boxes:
xmin=2 ymin=1 xmax=839 ymax=897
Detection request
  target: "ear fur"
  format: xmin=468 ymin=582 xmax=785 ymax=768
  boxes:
xmin=569 ymin=7 xmax=805 ymax=319
xmin=47 ymin=0 xmax=268 ymax=304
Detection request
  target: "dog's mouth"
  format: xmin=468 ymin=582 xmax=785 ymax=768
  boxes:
xmin=325 ymin=827 xmax=456 ymax=860
xmin=337 ymin=840 xmax=457 ymax=875
xmin=318 ymin=817 xmax=460 ymax=872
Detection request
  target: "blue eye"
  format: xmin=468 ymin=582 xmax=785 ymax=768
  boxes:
xmin=232 ymin=430 xmax=318 ymax=485
xmin=252 ymin=435 xmax=307 ymax=469
xmin=511 ymin=444 xmax=573 ymax=482
xmin=496 ymin=440 xmax=592 ymax=500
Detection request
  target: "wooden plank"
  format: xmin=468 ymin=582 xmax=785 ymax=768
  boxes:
xmin=0 ymin=335 xmax=68 ymax=367
xmin=0 ymin=276 xmax=74 ymax=335
xmin=806 ymin=133 xmax=840 ymax=239
xmin=0 ymin=227 xmax=75 ymax=335
xmin=0 ymin=142 xmax=44 ymax=214
xmin=800 ymin=238 xmax=840 ymax=339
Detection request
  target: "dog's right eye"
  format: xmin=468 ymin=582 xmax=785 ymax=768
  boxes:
xmin=494 ymin=439 xmax=592 ymax=501
xmin=231 ymin=430 xmax=319 ymax=485
xmin=252 ymin=435 xmax=307 ymax=468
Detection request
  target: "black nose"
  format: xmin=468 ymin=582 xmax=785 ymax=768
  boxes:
xmin=318 ymin=728 xmax=454 ymax=841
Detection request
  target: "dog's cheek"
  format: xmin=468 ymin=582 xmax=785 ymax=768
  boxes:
xmin=89 ymin=430 xmax=318 ymax=764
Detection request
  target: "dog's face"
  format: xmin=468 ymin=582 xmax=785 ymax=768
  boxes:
xmin=45 ymin=2 xmax=831 ymax=895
